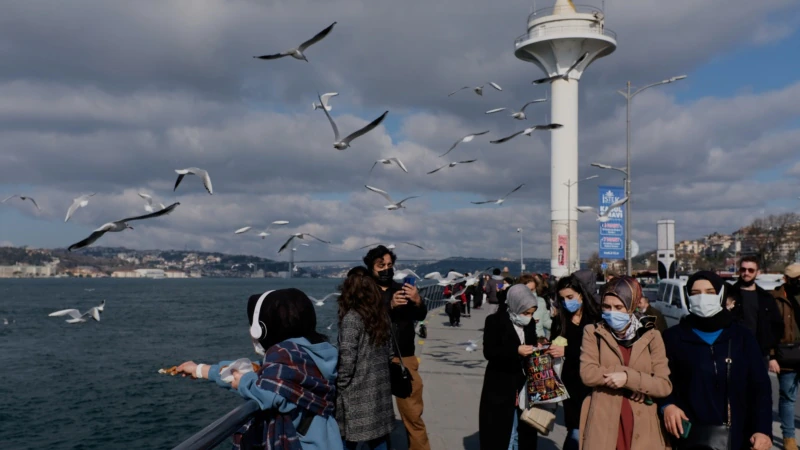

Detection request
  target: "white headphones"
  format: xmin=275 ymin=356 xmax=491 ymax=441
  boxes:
xmin=249 ymin=290 xmax=275 ymax=340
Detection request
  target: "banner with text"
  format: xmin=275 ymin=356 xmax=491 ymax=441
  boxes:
xmin=598 ymin=186 xmax=625 ymax=259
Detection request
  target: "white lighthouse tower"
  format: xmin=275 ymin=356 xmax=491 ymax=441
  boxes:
xmin=514 ymin=0 xmax=616 ymax=277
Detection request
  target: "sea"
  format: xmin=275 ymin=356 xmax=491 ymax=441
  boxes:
xmin=0 ymin=278 xmax=343 ymax=449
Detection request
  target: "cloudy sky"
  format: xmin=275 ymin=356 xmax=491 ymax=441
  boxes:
xmin=1 ymin=0 xmax=800 ymax=267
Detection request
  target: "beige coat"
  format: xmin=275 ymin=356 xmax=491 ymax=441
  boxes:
xmin=579 ymin=324 xmax=672 ymax=450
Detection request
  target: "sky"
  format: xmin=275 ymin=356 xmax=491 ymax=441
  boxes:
xmin=1 ymin=0 xmax=800 ymax=267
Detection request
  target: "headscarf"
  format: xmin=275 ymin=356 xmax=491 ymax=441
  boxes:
xmin=600 ymin=276 xmax=649 ymax=347
xmin=683 ymin=270 xmax=733 ymax=332
xmin=507 ymin=284 xmax=538 ymax=315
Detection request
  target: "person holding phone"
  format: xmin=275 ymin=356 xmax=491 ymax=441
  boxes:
xmin=659 ymin=271 xmax=772 ymax=450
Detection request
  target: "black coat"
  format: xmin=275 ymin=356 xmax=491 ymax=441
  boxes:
xmin=731 ymin=281 xmax=784 ymax=358
xmin=479 ymin=312 xmax=538 ymax=450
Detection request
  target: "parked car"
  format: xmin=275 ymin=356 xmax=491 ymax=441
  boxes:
xmin=652 ymin=279 xmax=688 ymax=328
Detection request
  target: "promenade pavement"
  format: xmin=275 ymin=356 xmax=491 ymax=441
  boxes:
xmin=389 ymin=304 xmax=800 ymax=450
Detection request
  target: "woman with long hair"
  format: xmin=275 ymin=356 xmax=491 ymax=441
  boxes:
xmin=335 ymin=266 xmax=394 ymax=450
xmin=546 ymin=274 xmax=601 ymax=450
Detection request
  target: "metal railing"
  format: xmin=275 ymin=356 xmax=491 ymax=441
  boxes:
xmin=528 ymin=4 xmax=604 ymax=20
xmin=172 ymin=399 xmax=260 ymax=450
xmin=418 ymin=283 xmax=447 ymax=311
xmin=515 ymin=24 xmax=617 ymax=47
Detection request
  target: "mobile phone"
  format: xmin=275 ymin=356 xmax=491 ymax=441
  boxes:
xmin=680 ymin=419 xmax=692 ymax=439
xmin=403 ymin=275 xmax=416 ymax=286
xmin=497 ymin=283 xmax=504 ymax=290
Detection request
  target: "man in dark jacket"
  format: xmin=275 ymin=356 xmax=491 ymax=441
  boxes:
xmin=363 ymin=245 xmax=430 ymax=450
xmin=771 ymin=263 xmax=800 ymax=450
xmin=485 ymin=268 xmax=502 ymax=313
xmin=637 ymin=292 xmax=668 ymax=332
xmin=731 ymin=256 xmax=784 ymax=371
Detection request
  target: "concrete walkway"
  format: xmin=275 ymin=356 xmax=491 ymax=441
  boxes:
xmin=390 ymin=304 xmax=800 ymax=450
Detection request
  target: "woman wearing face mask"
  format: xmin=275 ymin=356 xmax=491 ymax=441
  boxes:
xmin=546 ymin=274 xmax=601 ymax=450
xmin=659 ymin=271 xmax=772 ymax=450
xmin=478 ymin=284 xmax=539 ymax=450
xmin=579 ymin=276 xmax=672 ymax=450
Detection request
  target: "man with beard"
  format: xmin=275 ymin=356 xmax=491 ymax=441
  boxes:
xmin=772 ymin=264 xmax=800 ymax=450
xmin=363 ymin=245 xmax=430 ymax=450
xmin=732 ymin=256 xmax=783 ymax=371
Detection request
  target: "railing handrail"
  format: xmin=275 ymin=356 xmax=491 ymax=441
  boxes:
xmin=528 ymin=4 xmax=604 ymax=22
xmin=515 ymin=24 xmax=617 ymax=46
xmin=172 ymin=399 xmax=260 ymax=450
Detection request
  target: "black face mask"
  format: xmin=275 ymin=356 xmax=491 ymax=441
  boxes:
xmin=787 ymin=278 xmax=800 ymax=294
xmin=376 ymin=268 xmax=394 ymax=287
xmin=739 ymin=277 xmax=755 ymax=287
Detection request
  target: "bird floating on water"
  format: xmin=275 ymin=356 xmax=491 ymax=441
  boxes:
xmin=174 ymin=168 xmax=213 ymax=195
xmin=471 ymin=184 xmax=525 ymax=205
xmin=253 ymin=22 xmax=337 ymax=62
xmin=448 ymin=82 xmax=502 ymax=97
xmin=2 ymin=194 xmax=40 ymax=210
xmin=67 ymin=203 xmax=180 ymax=251
xmin=48 ymin=300 xmax=105 ymax=324
xmin=364 ymin=185 xmax=420 ymax=211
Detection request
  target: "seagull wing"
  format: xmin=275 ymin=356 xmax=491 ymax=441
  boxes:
xmin=173 ymin=173 xmax=186 ymax=192
xmin=320 ymin=293 xmax=341 ymax=302
xmin=138 ymin=192 xmax=153 ymax=203
xmin=519 ymin=100 xmax=545 ymax=112
xmin=448 ymin=86 xmax=470 ymax=97
xmin=253 ymin=51 xmax=291 ymax=60
xmin=341 ymin=111 xmax=389 ymax=145
xmin=96 ymin=300 xmax=105 ymax=312
xmin=565 ymin=52 xmax=589 ymax=77
xmin=297 ymin=21 xmax=337 ymax=52
xmin=395 ymin=196 xmax=419 ymax=206
xmin=427 ymin=165 xmax=447 ymax=175
xmin=471 ymin=200 xmax=495 ymax=205
xmin=235 ymin=226 xmax=252 ymax=234
xmin=501 ymin=184 xmax=526 ymax=199
xmin=490 ymin=130 xmax=524 ymax=144
xmin=472 ymin=130 xmax=491 ymax=137
xmin=576 ymin=206 xmax=596 ymax=213
xmin=439 ymin=139 xmax=461 ymax=157
xmin=358 ymin=242 xmax=383 ymax=250
xmin=318 ymin=93 xmax=340 ymax=142
xmin=24 ymin=197 xmax=41 ymax=210
xmin=118 ymin=202 xmax=180 ymax=223
xmin=424 ymin=272 xmax=443 ymax=280
xmin=68 ymin=229 xmax=109 ymax=251
xmin=368 ymin=161 xmax=380 ymax=174
xmin=87 ymin=307 xmax=101 ymax=322
xmin=305 ymin=234 xmax=331 ymax=244
xmin=601 ymin=197 xmax=629 ymax=217
xmin=532 ymin=75 xmax=560 ymax=85
xmin=457 ymin=159 xmax=477 ymax=164
xmin=277 ymin=235 xmax=296 ymax=254
xmin=401 ymin=242 xmax=425 ymax=250
xmin=65 ymin=199 xmax=82 ymax=223
xmin=488 ymin=82 xmax=503 ymax=91
xmin=485 ymin=108 xmax=507 ymax=114
xmin=365 ymin=185 xmax=394 ymax=203
xmin=197 ymin=169 xmax=213 ymax=194
xmin=388 ymin=157 xmax=408 ymax=173
xmin=320 ymin=92 xmax=339 ymax=109
xmin=48 ymin=309 xmax=82 ymax=319
xmin=1 ymin=194 xmax=19 ymax=203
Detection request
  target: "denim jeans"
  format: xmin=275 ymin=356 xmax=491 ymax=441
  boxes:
xmin=343 ymin=435 xmax=389 ymax=450
xmin=779 ymin=371 xmax=800 ymax=439
xmin=508 ymin=409 xmax=519 ymax=450
xmin=563 ymin=428 xmax=580 ymax=450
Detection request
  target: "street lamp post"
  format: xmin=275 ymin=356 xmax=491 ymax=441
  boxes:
xmin=564 ymin=175 xmax=599 ymax=272
xmin=594 ymin=75 xmax=687 ymax=276
xmin=517 ymin=228 xmax=524 ymax=275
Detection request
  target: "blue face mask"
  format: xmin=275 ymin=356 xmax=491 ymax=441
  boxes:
xmin=564 ymin=299 xmax=582 ymax=313
xmin=602 ymin=311 xmax=632 ymax=332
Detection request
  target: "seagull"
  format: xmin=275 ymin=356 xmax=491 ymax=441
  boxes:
xmin=427 ymin=159 xmax=477 ymax=175
xmin=319 ymin=93 xmax=388 ymax=150
xmin=67 ymin=203 xmax=180 ymax=251
xmin=64 ymin=193 xmax=96 ymax=223
xmin=312 ymin=92 xmax=339 ymax=111
xmin=424 ymin=271 xmax=465 ymax=285
xmin=309 ymin=293 xmax=340 ymax=306
xmin=364 ymin=185 xmax=420 ymax=211
xmin=231 ymin=264 xmax=239 ymax=270
xmin=326 ymin=322 xmax=334 ymax=330
xmin=358 ymin=242 xmax=425 ymax=251
xmin=235 ymin=227 xmax=252 ymax=234
xmin=532 ymin=52 xmax=589 ymax=84
xmin=369 ymin=157 xmax=408 ymax=174
xmin=2 ymin=194 xmax=40 ymax=210
xmin=138 ymin=193 xmax=166 ymax=213
xmin=174 ymin=168 xmax=213 ymax=195
xmin=253 ymin=22 xmax=336 ymax=62
xmin=278 ymin=233 xmax=331 ymax=254
xmin=440 ymin=131 xmax=490 ymax=157
xmin=490 ymin=124 xmax=563 ymax=144
xmin=460 ymin=338 xmax=483 ymax=352
xmin=471 ymin=184 xmax=525 ymax=205
xmin=257 ymin=220 xmax=290 ymax=239
xmin=48 ymin=300 xmax=105 ymax=324
xmin=392 ymin=269 xmax=423 ymax=281
xmin=448 ymin=82 xmax=502 ymax=97
xmin=576 ymin=197 xmax=629 ymax=222
xmin=485 ymin=95 xmax=548 ymax=120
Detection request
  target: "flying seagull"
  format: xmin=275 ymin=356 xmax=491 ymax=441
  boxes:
xmin=309 ymin=293 xmax=340 ymax=306
xmin=427 ymin=159 xmax=477 ymax=175
xmin=312 ymin=92 xmax=339 ymax=111
xmin=448 ymin=82 xmax=503 ymax=97
xmin=48 ymin=300 xmax=105 ymax=324
xmin=364 ymin=185 xmax=420 ymax=211
xmin=318 ymin=93 xmax=388 ymax=150
xmin=234 ymin=226 xmax=252 ymax=234
xmin=576 ymin=197 xmax=629 ymax=222
xmin=490 ymin=124 xmax=563 ymax=144
xmin=485 ymin=95 xmax=548 ymax=120
xmin=358 ymin=242 xmax=426 ymax=251
xmin=424 ymin=271 xmax=465 ymax=286
xmin=253 ymin=22 xmax=337 ymax=62
xmin=64 ymin=193 xmax=96 ymax=223
xmin=369 ymin=157 xmax=408 ymax=174
xmin=532 ymin=52 xmax=589 ymax=84
xmin=278 ymin=233 xmax=331 ymax=254
xmin=257 ymin=220 xmax=290 ymax=239
xmin=440 ymin=130 xmax=490 ymax=157
xmin=67 ymin=203 xmax=180 ymax=251
xmin=138 ymin=193 xmax=166 ymax=213
xmin=392 ymin=268 xmax=423 ymax=281
xmin=2 ymin=194 xmax=40 ymax=210
xmin=471 ymin=184 xmax=525 ymax=205
xmin=174 ymin=168 xmax=213 ymax=195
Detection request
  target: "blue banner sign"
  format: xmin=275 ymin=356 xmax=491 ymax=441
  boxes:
xmin=598 ymin=186 xmax=625 ymax=259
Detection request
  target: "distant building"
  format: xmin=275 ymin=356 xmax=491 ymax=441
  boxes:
xmin=0 ymin=264 xmax=56 ymax=278
xmin=72 ymin=266 xmax=103 ymax=277
xmin=111 ymin=270 xmax=138 ymax=278
xmin=164 ymin=270 xmax=187 ymax=278
xmin=135 ymin=269 xmax=165 ymax=279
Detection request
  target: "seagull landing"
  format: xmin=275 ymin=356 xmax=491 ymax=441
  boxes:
xmin=427 ymin=159 xmax=477 ymax=175
xmin=65 ymin=193 xmax=96 ymax=222
xmin=440 ymin=131 xmax=490 ymax=158
xmin=576 ymin=197 xmax=629 ymax=222
xmin=448 ymin=82 xmax=502 ymax=97
xmin=278 ymin=233 xmax=331 ymax=254
xmin=174 ymin=168 xmax=213 ymax=195
xmin=490 ymin=124 xmax=563 ymax=144
xmin=312 ymin=92 xmax=339 ymax=111
xmin=309 ymin=293 xmax=340 ymax=306
xmin=48 ymin=300 xmax=105 ymax=324
xmin=364 ymin=185 xmax=420 ymax=211
xmin=2 ymin=194 xmax=40 ymax=211
xmin=485 ymin=94 xmax=548 ymax=120
xmin=369 ymin=157 xmax=408 ymax=175
xmin=254 ymin=22 xmax=336 ymax=62
xmin=319 ymin=93 xmax=388 ymax=150
xmin=138 ymin=193 xmax=166 ymax=213
xmin=67 ymin=203 xmax=180 ymax=251
xmin=471 ymin=184 xmax=525 ymax=205
xmin=532 ymin=52 xmax=589 ymax=84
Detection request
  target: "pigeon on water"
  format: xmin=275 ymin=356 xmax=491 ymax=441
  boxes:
xmin=364 ymin=185 xmax=420 ymax=211
xmin=490 ymin=124 xmax=563 ymax=144
xmin=448 ymin=82 xmax=502 ymax=97
xmin=65 ymin=193 xmax=96 ymax=222
xmin=471 ymin=184 xmax=525 ymax=205
xmin=369 ymin=158 xmax=408 ymax=174
xmin=67 ymin=203 xmax=180 ymax=251
xmin=485 ymin=94 xmax=548 ymax=120
xmin=2 ymin=194 xmax=40 ymax=210
xmin=532 ymin=52 xmax=589 ymax=84
xmin=427 ymin=159 xmax=477 ymax=175
xmin=576 ymin=197 xmax=629 ymax=222
xmin=48 ymin=300 xmax=105 ymax=324
xmin=254 ymin=22 xmax=337 ymax=62
xmin=174 ymin=168 xmax=212 ymax=195
xmin=440 ymin=131 xmax=490 ymax=157
xmin=319 ymin=94 xmax=388 ymax=150
xmin=313 ymin=92 xmax=339 ymax=111
xmin=278 ymin=233 xmax=331 ymax=254
xmin=138 ymin=193 xmax=166 ymax=213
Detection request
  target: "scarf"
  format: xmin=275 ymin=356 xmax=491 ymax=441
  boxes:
xmin=606 ymin=313 xmax=644 ymax=348
xmin=683 ymin=309 xmax=733 ymax=333
xmin=232 ymin=340 xmax=335 ymax=450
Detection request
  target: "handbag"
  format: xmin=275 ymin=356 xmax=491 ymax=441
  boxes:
xmin=680 ymin=339 xmax=732 ymax=450
xmin=779 ymin=342 xmax=800 ymax=367
xmin=389 ymin=323 xmax=413 ymax=398
xmin=520 ymin=406 xmax=556 ymax=435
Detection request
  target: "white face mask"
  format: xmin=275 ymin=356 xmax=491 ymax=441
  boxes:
xmin=687 ymin=291 xmax=724 ymax=318
xmin=510 ymin=313 xmax=532 ymax=327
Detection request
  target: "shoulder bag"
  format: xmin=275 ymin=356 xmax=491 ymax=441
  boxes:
xmin=681 ymin=338 xmax=732 ymax=450
xmin=389 ymin=322 xmax=413 ymax=398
